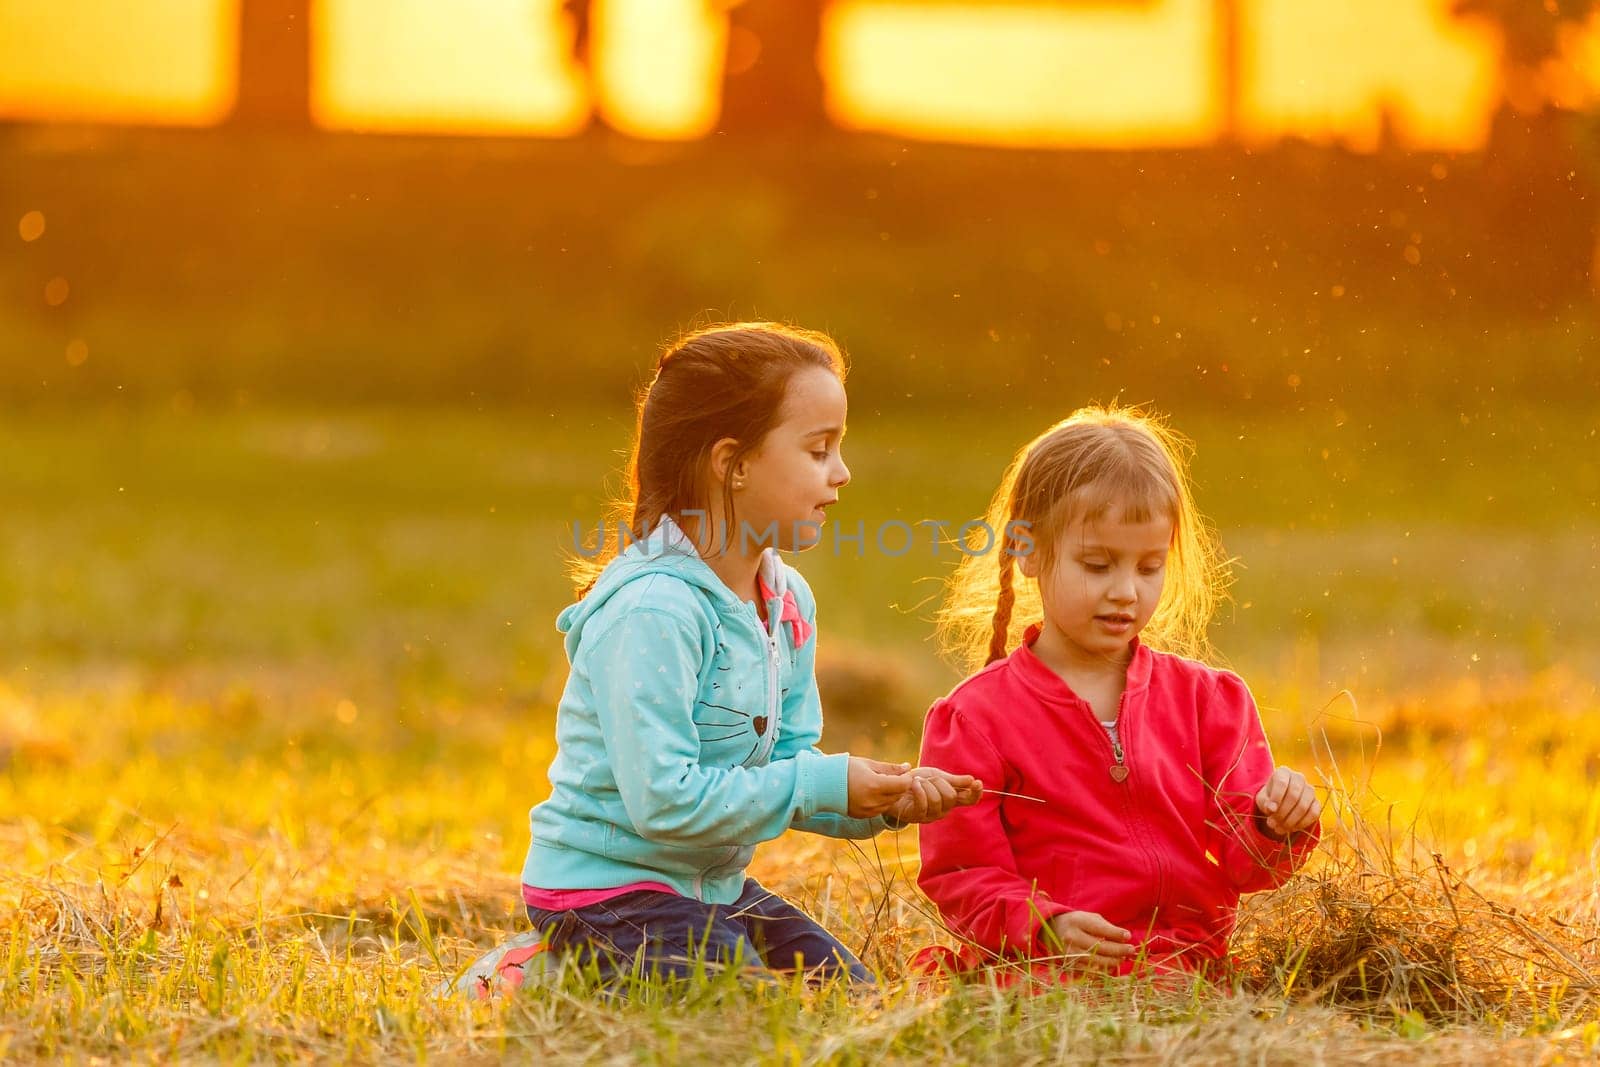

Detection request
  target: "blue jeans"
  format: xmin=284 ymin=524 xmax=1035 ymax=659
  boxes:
xmin=525 ymin=878 xmax=872 ymax=985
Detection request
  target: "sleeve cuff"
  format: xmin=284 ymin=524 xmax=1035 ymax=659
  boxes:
xmin=798 ymin=749 xmax=852 ymax=818
xmin=1249 ymin=807 xmax=1321 ymax=858
xmin=1028 ymin=899 xmax=1073 ymax=952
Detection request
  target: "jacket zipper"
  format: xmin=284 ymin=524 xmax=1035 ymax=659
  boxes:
xmin=1108 ymin=730 xmax=1127 ymax=778
xmin=697 ymin=599 xmax=782 ymax=900
xmin=759 ymin=625 xmax=781 ymax=762
xmin=1083 ymin=690 xmax=1167 ymax=923
xmin=746 ymin=599 xmax=782 ymax=767
xmin=1106 ymin=689 xmax=1167 ymax=920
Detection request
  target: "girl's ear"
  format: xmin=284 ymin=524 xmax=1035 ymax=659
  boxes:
xmin=1017 ymin=550 xmax=1040 ymax=579
xmin=709 ymin=437 xmax=741 ymax=486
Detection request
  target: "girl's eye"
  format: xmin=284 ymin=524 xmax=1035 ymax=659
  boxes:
xmin=811 ymin=450 xmax=829 ymax=461
xmin=1083 ymin=562 xmax=1110 ymax=573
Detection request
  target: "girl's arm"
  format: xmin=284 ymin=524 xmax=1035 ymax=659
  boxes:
xmin=1199 ymin=670 xmax=1321 ymax=893
xmin=588 ymin=607 xmax=852 ymax=848
xmin=916 ymin=699 xmax=1069 ymax=955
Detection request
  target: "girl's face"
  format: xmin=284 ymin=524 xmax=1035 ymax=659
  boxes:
xmin=729 ymin=366 xmax=851 ymax=552
xmin=1021 ymin=502 xmax=1174 ymax=664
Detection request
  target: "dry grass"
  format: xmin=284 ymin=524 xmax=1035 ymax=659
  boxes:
xmin=2 ymin=672 xmax=1598 ymax=1063
xmin=1235 ymin=805 xmax=1598 ymax=1028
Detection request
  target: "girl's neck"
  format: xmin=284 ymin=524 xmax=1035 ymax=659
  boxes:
xmin=1032 ymin=621 xmax=1133 ymax=688
xmin=681 ymin=513 xmax=764 ymax=608
xmin=702 ymin=550 xmax=763 ymax=607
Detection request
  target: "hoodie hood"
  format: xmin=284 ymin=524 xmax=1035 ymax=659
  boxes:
xmin=557 ymin=514 xmax=788 ymax=659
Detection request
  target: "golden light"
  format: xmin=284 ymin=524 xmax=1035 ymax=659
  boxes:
xmin=0 ymin=0 xmax=233 ymax=125
xmin=0 ymin=0 xmax=1595 ymax=149
xmin=1245 ymin=0 xmax=1497 ymax=151
xmin=594 ymin=0 xmax=724 ymax=138
xmin=314 ymin=0 xmax=584 ymax=134
xmin=831 ymin=0 xmax=1220 ymax=147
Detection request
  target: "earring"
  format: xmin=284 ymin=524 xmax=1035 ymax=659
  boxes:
xmin=732 ymin=479 xmax=744 ymax=490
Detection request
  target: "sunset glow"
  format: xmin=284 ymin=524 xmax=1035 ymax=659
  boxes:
xmin=0 ymin=0 xmax=1595 ymax=148
xmin=0 ymin=0 xmax=233 ymax=125
xmin=314 ymin=0 xmax=585 ymax=133
xmin=831 ymin=0 xmax=1220 ymax=147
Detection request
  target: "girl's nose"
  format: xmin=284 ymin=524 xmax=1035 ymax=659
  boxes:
xmin=833 ymin=455 xmax=851 ymax=488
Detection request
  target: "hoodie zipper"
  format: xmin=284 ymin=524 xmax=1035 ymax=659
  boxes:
xmin=1084 ymin=688 xmax=1167 ymax=924
xmin=695 ymin=599 xmax=783 ymax=901
xmin=1120 ymin=694 xmax=1171 ymax=921
xmin=745 ymin=597 xmax=782 ymax=767
xmin=1107 ymin=729 xmax=1128 ymax=782
xmin=759 ymin=621 xmax=781 ymax=762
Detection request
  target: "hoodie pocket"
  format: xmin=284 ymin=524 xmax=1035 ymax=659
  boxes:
xmin=1047 ymin=851 xmax=1080 ymax=908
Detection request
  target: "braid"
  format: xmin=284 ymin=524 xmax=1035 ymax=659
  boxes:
xmin=986 ymin=548 xmax=1017 ymax=666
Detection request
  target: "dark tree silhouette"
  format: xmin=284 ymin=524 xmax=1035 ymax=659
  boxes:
xmin=231 ymin=0 xmax=312 ymax=128
xmin=715 ymin=0 xmax=830 ymax=137
xmin=1451 ymin=0 xmax=1600 ymax=299
xmin=1215 ymin=0 xmax=1241 ymax=143
xmin=562 ymin=0 xmax=612 ymax=134
xmin=1453 ymin=0 xmax=1597 ymax=116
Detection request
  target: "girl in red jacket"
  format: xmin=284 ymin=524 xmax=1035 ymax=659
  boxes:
xmin=916 ymin=405 xmax=1321 ymax=978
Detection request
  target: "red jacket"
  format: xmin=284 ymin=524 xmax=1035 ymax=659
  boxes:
xmin=917 ymin=625 xmax=1319 ymax=972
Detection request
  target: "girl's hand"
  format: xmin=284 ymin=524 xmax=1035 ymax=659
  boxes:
xmin=886 ymin=767 xmax=982 ymax=824
xmin=846 ymin=757 xmax=914 ymax=819
xmin=1254 ymin=766 xmax=1321 ymax=837
xmin=1045 ymin=911 xmax=1137 ymax=971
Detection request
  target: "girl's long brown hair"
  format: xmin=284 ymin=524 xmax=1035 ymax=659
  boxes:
xmin=570 ymin=322 xmax=847 ymax=598
xmin=936 ymin=404 xmax=1231 ymax=674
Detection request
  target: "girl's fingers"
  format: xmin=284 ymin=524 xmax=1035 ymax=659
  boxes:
xmin=1080 ymin=914 xmax=1133 ymax=942
xmin=1253 ymin=783 xmax=1274 ymax=813
xmin=1054 ymin=913 xmax=1137 ymax=965
xmin=880 ymin=770 xmax=915 ymax=792
xmin=1261 ymin=770 xmax=1289 ymax=812
xmin=908 ymin=777 xmax=934 ymax=819
xmin=1279 ymin=788 xmax=1319 ymax=831
xmin=1069 ymin=937 xmax=1135 ymax=963
xmin=1093 ymin=941 xmax=1138 ymax=958
xmin=1089 ymin=940 xmax=1137 ymax=959
xmin=865 ymin=758 xmax=913 ymax=775
xmin=1281 ymin=779 xmax=1311 ymax=814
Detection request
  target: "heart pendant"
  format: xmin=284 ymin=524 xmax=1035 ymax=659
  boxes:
xmin=1109 ymin=765 xmax=1129 ymax=783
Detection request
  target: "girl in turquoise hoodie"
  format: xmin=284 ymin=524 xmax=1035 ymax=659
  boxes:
xmin=522 ymin=323 xmax=980 ymax=986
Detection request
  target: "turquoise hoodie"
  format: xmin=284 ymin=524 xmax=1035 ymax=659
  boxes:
xmin=523 ymin=516 xmax=888 ymax=905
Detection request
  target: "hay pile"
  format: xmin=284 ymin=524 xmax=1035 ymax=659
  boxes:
xmin=1234 ymin=790 xmax=1598 ymax=1025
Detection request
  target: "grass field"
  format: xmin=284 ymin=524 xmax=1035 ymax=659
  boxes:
xmin=2 ymin=405 xmax=1598 ymax=1062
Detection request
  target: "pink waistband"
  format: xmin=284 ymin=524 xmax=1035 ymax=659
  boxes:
xmin=522 ymin=881 xmax=677 ymax=910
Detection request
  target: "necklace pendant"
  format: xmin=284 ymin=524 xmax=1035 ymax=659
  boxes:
xmin=1109 ymin=764 xmax=1129 ymax=783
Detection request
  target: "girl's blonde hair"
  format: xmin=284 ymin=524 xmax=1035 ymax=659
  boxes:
xmin=937 ymin=404 xmax=1230 ymax=674
xmin=569 ymin=322 xmax=847 ymax=598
